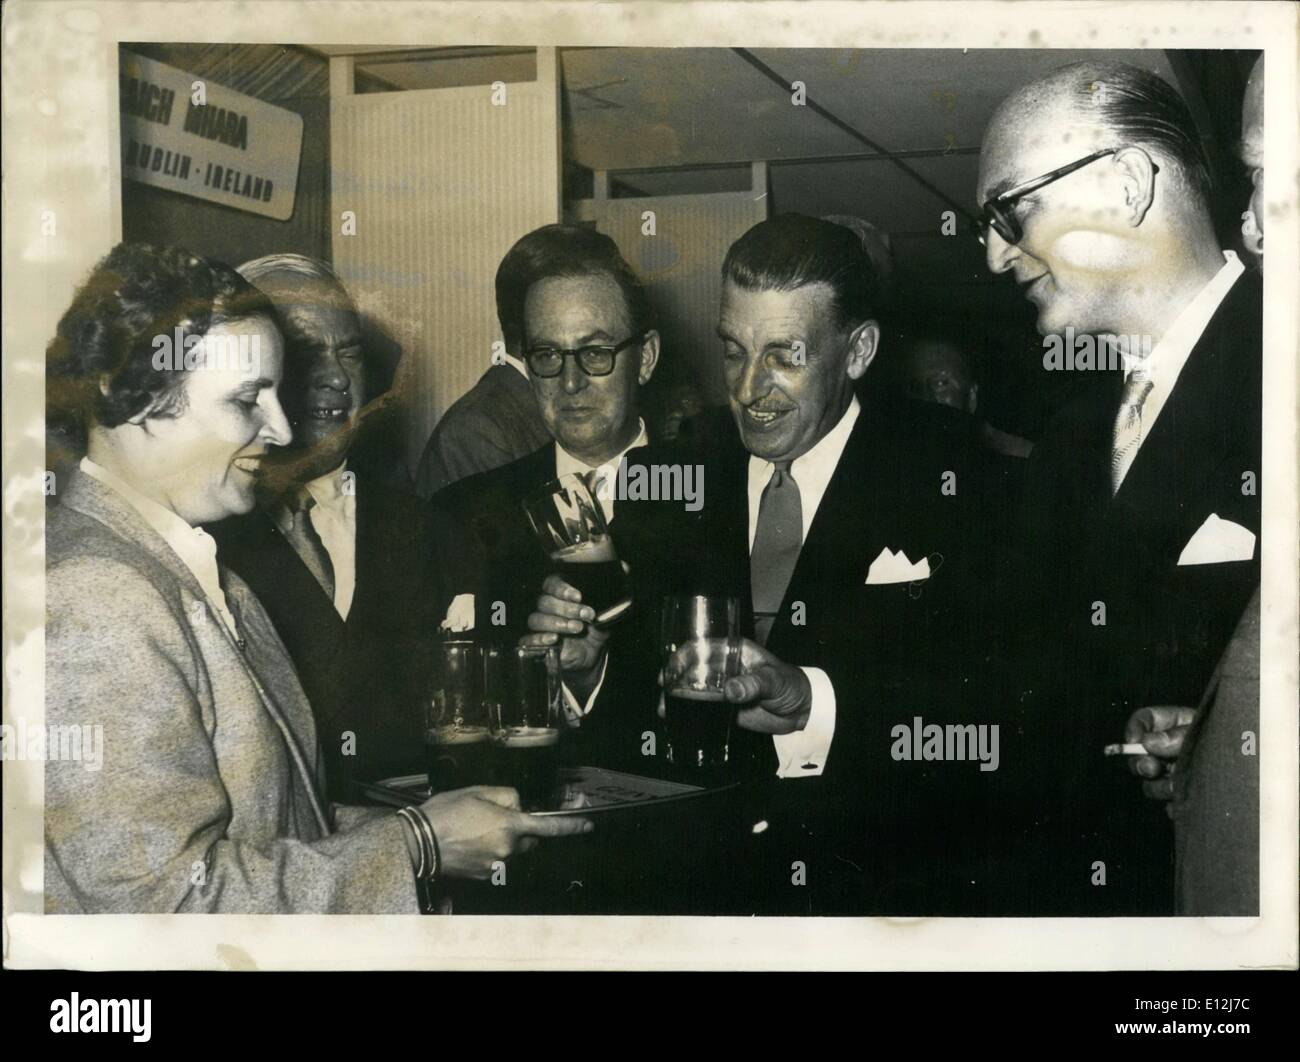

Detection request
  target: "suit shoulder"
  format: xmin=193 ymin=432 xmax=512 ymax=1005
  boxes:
xmin=436 ymin=367 xmax=523 ymax=426
xmin=431 ymin=446 xmax=548 ymax=510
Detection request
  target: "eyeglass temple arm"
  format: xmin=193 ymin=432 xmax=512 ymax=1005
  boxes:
xmin=992 ymin=148 xmax=1119 ymax=205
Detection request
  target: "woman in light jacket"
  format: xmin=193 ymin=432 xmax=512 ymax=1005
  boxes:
xmin=44 ymin=243 xmax=588 ymax=914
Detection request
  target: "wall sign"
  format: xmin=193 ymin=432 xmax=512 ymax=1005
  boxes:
xmin=120 ymin=50 xmax=304 ymax=221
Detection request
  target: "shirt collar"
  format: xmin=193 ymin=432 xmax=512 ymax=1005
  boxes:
xmin=303 ymin=461 xmax=350 ymax=510
xmin=1126 ymin=250 xmax=1245 ymax=384
xmin=750 ymin=395 xmax=861 ymax=483
xmin=555 ymin=419 xmax=650 ymax=481
xmin=79 ymin=455 xmax=220 ymax=577
xmin=501 ymin=353 xmax=528 ymax=379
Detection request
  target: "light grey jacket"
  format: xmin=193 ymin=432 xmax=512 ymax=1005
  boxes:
xmin=45 ymin=470 xmax=419 ymax=914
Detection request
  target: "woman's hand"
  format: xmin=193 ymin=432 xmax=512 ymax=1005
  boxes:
xmin=418 ymin=786 xmax=592 ymax=880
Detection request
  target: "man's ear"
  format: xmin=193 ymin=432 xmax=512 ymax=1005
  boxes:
xmin=1112 ymin=146 xmax=1158 ymax=227
xmin=967 ymin=383 xmax=979 ymax=416
xmin=637 ymin=330 xmax=661 ymax=385
xmin=845 ymin=320 xmax=881 ymax=381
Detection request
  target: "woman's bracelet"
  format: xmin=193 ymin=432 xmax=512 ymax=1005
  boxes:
xmin=397 ymin=805 xmax=441 ymax=883
xmin=409 ymin=805 xmax=441 ymax=883
xmin=396 ymin=807 xmax=429 ymax=880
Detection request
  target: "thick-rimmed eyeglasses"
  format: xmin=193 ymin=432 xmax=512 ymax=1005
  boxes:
xmin=524 ymin=334 xmax=645 ymax=378
xmin=979 ymin=148 xmax=1150 ymax=247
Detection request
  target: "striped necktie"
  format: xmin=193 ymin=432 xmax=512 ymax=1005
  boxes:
xmin=283 ymin=488 xmax=335 ymax=602
xmin=750 ymin=461 xmax=803 ymax=645
xmin=1111 ymin=374 xmax=1155 ymax=495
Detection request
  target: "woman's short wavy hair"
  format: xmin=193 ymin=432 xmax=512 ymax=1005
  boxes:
xmin=46 ymin=242 xmax=275 ymax=440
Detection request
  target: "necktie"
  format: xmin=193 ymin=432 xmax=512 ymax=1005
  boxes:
xmin=750 ymin=461 xmax=803 ymax=645
xmin=283 ymin=488 xmax=335 ymax=602
xmin=1110 ymin=374 xmax=1155 ymax=494
xmin=584 ymin=466 xmax=615 ymax=524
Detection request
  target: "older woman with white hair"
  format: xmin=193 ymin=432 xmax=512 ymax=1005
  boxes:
xmin=44 ymin=242 xmax=589 ymax=914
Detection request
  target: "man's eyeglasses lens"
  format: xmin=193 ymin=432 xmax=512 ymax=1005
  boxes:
xmin=525 ymin=336 xmax=642 ymax=378
xmin=979 ymin=202 xmax=1019 ymax=247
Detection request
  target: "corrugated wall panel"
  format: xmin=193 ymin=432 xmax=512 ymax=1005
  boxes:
xmin=573 ymin=192 xmax=767 ymax=404
xmin=331 ymin=65 xmax=559 ymax=470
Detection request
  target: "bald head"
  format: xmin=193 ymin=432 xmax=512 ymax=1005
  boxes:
xmin=982 ymin=61 xmax=1212 ymax=206
xmin=978 ymin=60 xmax=1224 ymax=339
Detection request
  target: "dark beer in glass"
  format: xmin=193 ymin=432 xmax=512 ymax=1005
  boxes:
xmin=523 ymin=474 xmax=632 ymax=623
xmin=485 ymin=644 xmax=562 ymax=810
xmin=661 ymin=595 xmax=741 ymax=772
xmin=426 ymin=639 xmax=491 ymax=792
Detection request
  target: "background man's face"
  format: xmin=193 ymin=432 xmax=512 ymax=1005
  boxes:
xmin=906 ymin=340 xmax=977 ymax=413
xmin=1239 ymin=59 xmax=1264 ymax=257
xmin=977 ymin=104 xmax=1137 ymax=336
xmin=525 ymin=273 xmax=647 ymax=462
xmin=276 ymin=276 xmax=366 ymax=460
xmin=719 ymin=280 xmax=855 ymax=464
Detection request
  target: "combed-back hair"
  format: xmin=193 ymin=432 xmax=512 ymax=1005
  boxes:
xmin=495 ymin=224 xmax=652 ymax=353
xmin=1063 ymin=60 xmax=1215 ymax=201
xmin=46 ymin=242 xmax=274 ymax=439
xmin=722 ymin=213 xmax=878 ymax=332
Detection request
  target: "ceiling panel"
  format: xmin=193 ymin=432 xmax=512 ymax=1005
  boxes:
xmin=560 ymin=47 xmax=1178 ymax=171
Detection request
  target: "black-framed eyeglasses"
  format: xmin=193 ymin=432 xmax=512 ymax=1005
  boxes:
xmin=979 ymin=148 xmax=1153 ymax=247
xmin=524 ymin=333 xmax=645 ymax=378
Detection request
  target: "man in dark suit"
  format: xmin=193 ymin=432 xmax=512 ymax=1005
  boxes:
xmin=412 ymin=235 xmax=556 ymax=499
xmin=429 ymin=225 xmax=719 ymax=913
xmin=531 ymin=215 xmax=995 ymax=915
xmin=1121 ymin=56 xmax=1266 ymax=917
xmin=210 ymin=254 xmax=448 ymax=803
xmin=977 ymin=60 xmax=1262 ymax=913
xmin=431 ymin=224 xmax=693 ymax=773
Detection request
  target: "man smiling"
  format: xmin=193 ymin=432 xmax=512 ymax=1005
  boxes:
xmin=531 ymin=215 xmax=992 ymax=914
xmin=210 ymin=254 xmax=447 ymax=801
xmin=980 ymin=61 xmax=1262 ymax=914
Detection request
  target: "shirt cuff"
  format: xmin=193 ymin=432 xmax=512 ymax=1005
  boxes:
xmin=561 ymin=654 xmax=609 ymax=723
xmin=772 ymin=667 xmax=836 ymax=778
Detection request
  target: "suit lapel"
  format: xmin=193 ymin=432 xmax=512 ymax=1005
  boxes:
xmin=1107 ymin=271 xmax=1258 ymax=550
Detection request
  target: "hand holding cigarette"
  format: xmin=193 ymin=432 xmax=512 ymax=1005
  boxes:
xmin=1113 ymin=706 xmax=1199 ymax=805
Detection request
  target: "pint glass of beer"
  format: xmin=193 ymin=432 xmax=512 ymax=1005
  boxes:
xmin=485 ymin=644 xmax=562 ymax=811
xmin=660 ymin=595 xmax=742 ymax=771
xmin=426 ymin=639 xmax=492 ymax=793
xmin=522 ymin=473 xmax=632 ymax=624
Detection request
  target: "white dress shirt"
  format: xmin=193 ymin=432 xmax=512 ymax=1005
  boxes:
xmin=1112 ymin=250 xmax=1245 ymax=490
xmin=554 ymin=418 xmax=650 ymax=525
xmin=745 ymin=396 xmax=861 ymax=778
xmin=555 ymin=420 xmax=649 ymax=720
xmin=79 ymin=457 xmax=242 ymax=643
xmin=282 ymin=462 xmax=357 ymax=621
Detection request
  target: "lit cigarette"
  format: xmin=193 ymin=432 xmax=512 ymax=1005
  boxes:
xmin=1104 ymin=742 xmax=1149 ymax=756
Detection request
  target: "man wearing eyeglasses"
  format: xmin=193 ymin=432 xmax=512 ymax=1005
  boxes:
xmin=430 ymin=224 xmax=691 ymax=763
xmin=977 ymin=61 xmax=1262 ymax=915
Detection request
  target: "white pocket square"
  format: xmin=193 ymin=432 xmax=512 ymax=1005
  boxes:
xmin=865 ymin=547 xmax=931 ymax=584
xmin=1177 ymin=513 xmax=1256 ymax=566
